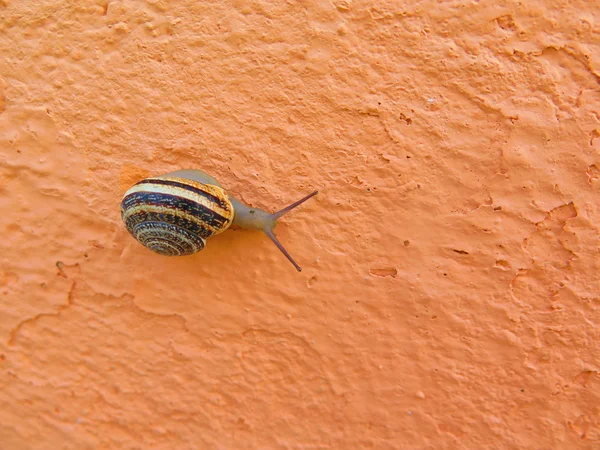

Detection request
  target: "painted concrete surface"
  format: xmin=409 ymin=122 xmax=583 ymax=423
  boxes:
xmin=1 ymin=1 xmax=599 ymax=448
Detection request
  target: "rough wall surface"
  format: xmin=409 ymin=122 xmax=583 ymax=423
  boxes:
xmin=1 ymin=0 xmax=599 ymax=448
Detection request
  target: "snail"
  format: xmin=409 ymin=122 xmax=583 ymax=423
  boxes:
xmin=120 ymin=169 xmax=318 ymax=272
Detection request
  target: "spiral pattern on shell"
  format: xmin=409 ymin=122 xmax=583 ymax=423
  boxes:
xmin=120 ymin=176 xmax=234 ymax=256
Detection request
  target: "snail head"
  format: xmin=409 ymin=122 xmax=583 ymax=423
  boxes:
xmin=230 ymin=190 xmax=318 ymax=272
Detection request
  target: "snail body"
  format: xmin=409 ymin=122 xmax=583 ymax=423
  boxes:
xmin=120 ymin=169 xmax=318 ymax=271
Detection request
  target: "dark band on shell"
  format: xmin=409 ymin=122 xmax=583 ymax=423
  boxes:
xmin=133 ymin=178 xmax=231 ymax=211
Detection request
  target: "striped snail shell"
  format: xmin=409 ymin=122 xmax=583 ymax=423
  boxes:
xmin=121 ymin=169 xmax=318 ymax=272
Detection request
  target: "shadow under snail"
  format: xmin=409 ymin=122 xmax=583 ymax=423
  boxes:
xmin=120 ymin=169 xmax=318 ymax=272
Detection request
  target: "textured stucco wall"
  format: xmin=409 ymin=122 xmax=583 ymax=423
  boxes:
xmin=1 ymin=1 xmax=599 ymax=448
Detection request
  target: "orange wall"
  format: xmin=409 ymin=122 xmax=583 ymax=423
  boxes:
xmin=1 ymin=1 xmax=599 ymax=448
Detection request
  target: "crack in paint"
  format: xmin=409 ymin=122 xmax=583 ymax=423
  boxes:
xmin=8 ymin=279 xmax=76 ymax=346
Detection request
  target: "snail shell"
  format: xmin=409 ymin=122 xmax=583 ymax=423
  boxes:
xmin=121 ymin=175 xmax=234 ymax=256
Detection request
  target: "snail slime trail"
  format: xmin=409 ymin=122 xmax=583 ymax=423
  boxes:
xmin=121 ymin=169 xmax=318 ymax=272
